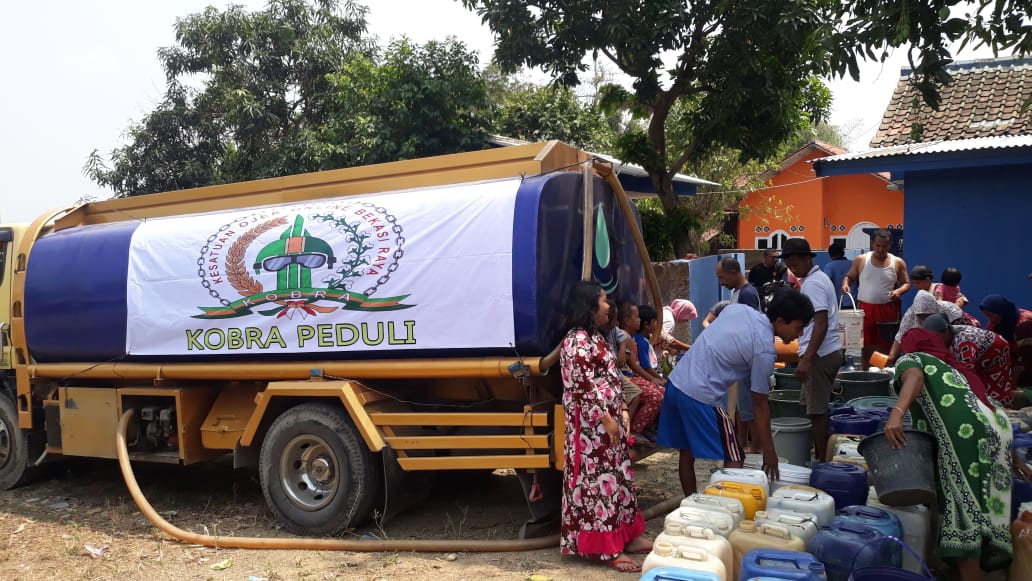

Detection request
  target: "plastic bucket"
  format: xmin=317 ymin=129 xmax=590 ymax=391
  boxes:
xmin=771 ymin=417 xmax=812 ymax=467
xmin=770 ymin=390 xmax=807 ymax=419
xmin=836 ymin=372 xmax=891 ymax=400
xmin=858 ymin=431 xmax=937 ymax=506
xmin=839 ymin=293 xmax=865 ymax=350
xmin=869 ymin=351 xmax=890 ymax=369
xmin=774 ymin=368 xmax=803 ymax=390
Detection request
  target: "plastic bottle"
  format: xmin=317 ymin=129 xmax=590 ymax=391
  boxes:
xmin=1011 ymin=510 xmax=1032 ymax=580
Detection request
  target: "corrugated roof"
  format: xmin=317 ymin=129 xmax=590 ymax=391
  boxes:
xmin=486 ymin=134 xmax=719 ymax=187
xmin=871 ymin=56 xmax=1032 ymax=147
xmin=817 ymin=134 xmax=1032 ymax=164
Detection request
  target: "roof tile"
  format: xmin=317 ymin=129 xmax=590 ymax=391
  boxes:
xmin=870 ymin=57 xmax=1032 ymax=147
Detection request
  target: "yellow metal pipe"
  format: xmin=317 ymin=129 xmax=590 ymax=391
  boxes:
xmin=594 ymin=161 xmax=664 ymax=333
xmin=115 ymin=408 xmax=679 ymax=551
xmin=28 ymin=357 xmax=544 ymax=381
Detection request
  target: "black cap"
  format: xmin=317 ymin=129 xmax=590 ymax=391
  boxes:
xmin=923 ymin=313 xmax=950 ymax=332
xmin=910 ymin=265 xmax=934 ymax=280
xmin=777 ymin=238 xmax=816 ymax=258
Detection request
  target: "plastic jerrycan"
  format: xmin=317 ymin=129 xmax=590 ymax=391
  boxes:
xmin=709 ymin=468 xmax=771 ymax=497
xmin=682 ymin=493 xmax=746 ymax=529
xmin=738 ymin=548 xmax=827 ymax=581
xmin=704 ymin=481 xmax=767 ymax=519
xmin=653 ymin=525 xmax=734 ymax=578
xmin=666 ymin=505 xmax=735 ymax=538
xmin=866 ymin=487 xmax=930 ymax=574
xmin=753 ymin=510 xmax=819 ymax=543
xmin=1011 ymin=510 xmax=1032 ymax=580
xmin=640 ymin=567 xmax=722 ymax=581
xmin=642 ymin=542 xmax=728 ymax=580
xmin=729 ymin=521 xmax=805 ymax=580
xmin=767 ymin=486 xmax=836 ymax=526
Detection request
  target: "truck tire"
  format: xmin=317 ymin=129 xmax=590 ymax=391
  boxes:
xmin=259 ymin=402 xmax=379 ymax=535
xmin=0 ymin=392 xmax=35 ymax=490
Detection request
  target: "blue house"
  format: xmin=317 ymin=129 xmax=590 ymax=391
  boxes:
xmin=813 ymin=57 xmax=1032 ymax=318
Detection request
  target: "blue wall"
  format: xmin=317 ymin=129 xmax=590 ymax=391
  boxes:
xmin=901 ymin=163 xmax=1032 ymax=323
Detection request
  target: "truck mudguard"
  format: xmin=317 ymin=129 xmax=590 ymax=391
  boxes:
xmin=24 ymin=171 xmax=645 ymax=363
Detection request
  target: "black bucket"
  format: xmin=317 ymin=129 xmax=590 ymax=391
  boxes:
xmin=774 ymin=368 xmax=802 ymax=390
xmin=858 ymin=431 xmax=937 ymax=506
xmin=769 ymin=389 xmax=807 ymax=419
xmin=836 ymin=371 xmax=892 ymax=400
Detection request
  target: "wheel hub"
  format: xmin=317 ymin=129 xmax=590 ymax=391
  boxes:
xmin=279 ymin=435 xmax=339 ymax=511
xmin=0 ymin=419 xmax=10 ymax=469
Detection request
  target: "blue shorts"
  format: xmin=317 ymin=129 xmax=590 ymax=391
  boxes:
xmin=657 ymin=382 xmax=743 ymax=463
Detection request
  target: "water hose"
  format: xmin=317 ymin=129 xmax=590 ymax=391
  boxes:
xmin=116 ymin=409 xmax=680 ymax=551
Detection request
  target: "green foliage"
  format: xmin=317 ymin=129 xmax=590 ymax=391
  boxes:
xmin=319 ymin=37 xmax=491 ymax=167
xmin=87 ymin=1 xmax=496 ymax=197
xmin=88 ymin=0 xmax=373 ymax=196
xmin=831 ymin=1 xmax=1032 ymax=110
xmin=462 ymin=0 xmax=836 ymax=256
xmin=488 ymin=79 xmax=603 ymax=149
xmin=462 ymin=0 xmax=1031 ymax=255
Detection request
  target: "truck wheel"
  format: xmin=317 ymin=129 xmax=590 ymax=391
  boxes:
xmin=259 ymin=402 xmax=379 ymax=535
xmin=0 ymin=393 xmax=35 ymax=490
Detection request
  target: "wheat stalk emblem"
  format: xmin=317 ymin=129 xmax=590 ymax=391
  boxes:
xmin=225 ymin=216 xmax=289 ymax=296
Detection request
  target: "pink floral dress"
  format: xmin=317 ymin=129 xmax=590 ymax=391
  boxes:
xmin=559 ymin=327 xmax=645 ymax=560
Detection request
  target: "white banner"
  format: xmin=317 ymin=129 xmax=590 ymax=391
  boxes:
xmin=125 ymin=179 xmax=520 ymax=356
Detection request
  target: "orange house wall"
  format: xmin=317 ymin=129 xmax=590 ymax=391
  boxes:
xmin=738 ymin=150 xmax=903 ymax=249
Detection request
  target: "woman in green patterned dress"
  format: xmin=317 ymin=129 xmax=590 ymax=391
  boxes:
xmin=884 ymin=328 xmax=1014 ymax=581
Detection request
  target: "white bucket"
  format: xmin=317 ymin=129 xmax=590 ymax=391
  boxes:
xmin=770 ymin=417 xmax=812 ymax=467
xmin=838 ymin=293 xmax=865 ymax=351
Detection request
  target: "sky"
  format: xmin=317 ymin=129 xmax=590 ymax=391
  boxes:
xmin=0 ymin=0 xmax=1001 ymax=223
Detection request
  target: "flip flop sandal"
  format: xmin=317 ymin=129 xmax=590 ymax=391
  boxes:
xmin=605 ymin=556 xmax=642 ymax=573
xmin=627 ymin=543 xmax=653 ymax=555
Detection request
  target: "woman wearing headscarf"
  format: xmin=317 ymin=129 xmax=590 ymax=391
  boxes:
xmin=885 ymin=328 xmax=1017 ymax=580
xmin=659 ymin=299 xmax=697 ymax=371
xmin=884 ymin=289 xmax=968 ymax=365
xmin=558 ymin=281 xmax=650 ymax=573
xmin=924 ymin=313 xmax=1015 ymax=408
xmin=980 ymin=295 xmax=1032 ymax=386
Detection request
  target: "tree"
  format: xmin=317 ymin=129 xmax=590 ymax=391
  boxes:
xmin=318 ymin=37 xmax=491 ymax=167
xmin=489 ymin=77 xmax=606 ymax=149
xmin=87 ymin=0 xmax=372 ymax=196
xmin=462 ymin=0 xmax=836 ymax=256
xmin=462 ymin=0 xmax=1030 ymax=256
xmin=87 ymin=1 xmax=493 ymax=197
xmin=831 ymin=0 xmax=1032 ymax=108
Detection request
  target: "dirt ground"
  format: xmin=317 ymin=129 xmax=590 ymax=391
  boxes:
xmin=0 ymin=449 xmax=711 ymax=581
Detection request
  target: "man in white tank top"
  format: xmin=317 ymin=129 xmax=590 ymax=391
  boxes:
xmin=841 ymin=229 xmax=910 ymax=366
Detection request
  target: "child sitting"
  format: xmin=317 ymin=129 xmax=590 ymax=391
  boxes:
xmin=934 ymin=267 xmax=967 ymax=307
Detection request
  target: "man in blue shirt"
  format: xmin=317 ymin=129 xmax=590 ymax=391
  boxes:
xmin=822 ymin=241 xmax=855 ymax=308
xmin=657 ymin=290 xmax=814 ymax=494
xmin=717 ymin=257 xmax=760 ymax=309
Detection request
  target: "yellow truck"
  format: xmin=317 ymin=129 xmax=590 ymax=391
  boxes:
xmin=0 ymin=141 xmax=659 ymax=538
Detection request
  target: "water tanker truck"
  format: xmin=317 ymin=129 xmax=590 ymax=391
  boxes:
xmin=0 ymin=141 xmax=660 ymax=537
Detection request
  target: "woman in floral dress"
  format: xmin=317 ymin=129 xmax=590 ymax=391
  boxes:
xmin=884 ymin=328 xmax=1014 ymax=580
xmin=559 ymin=281 xmax=651 ymax=573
